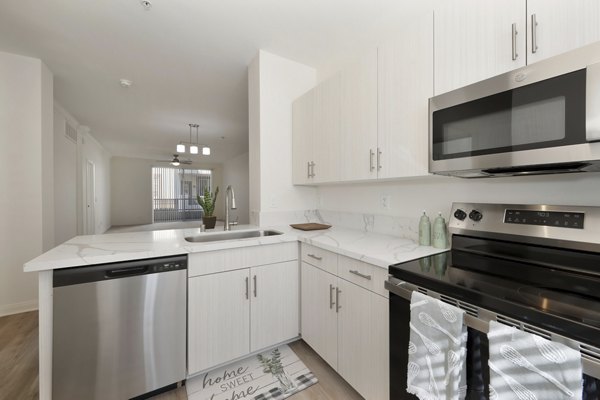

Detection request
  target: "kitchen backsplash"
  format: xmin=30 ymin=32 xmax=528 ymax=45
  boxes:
xmin=259 ymin=209 xmax=421 ymax=242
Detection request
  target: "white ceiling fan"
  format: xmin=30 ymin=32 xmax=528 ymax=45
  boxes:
xmin=156 ymin=154 xmax=192 ymax=167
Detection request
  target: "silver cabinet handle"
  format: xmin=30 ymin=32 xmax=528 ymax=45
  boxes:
xmin=335 ymin=287 xmax=342 ymax=313
xmin=329 ymin=284 xmax=335 ymax=309
xmin=311 ymin=161 xmax=316 ymax=178
xmin=349 ymin=269 xmax=372 ymax=280
xmin=253 ymin=275 xmax=257 ymax=297
xmin=307 ymin=161 xmax=311 ymax=178
xmin=531 ymin=14 xmax=538 ymax=54
xmin=377 ymin=148 xmax=382 ymax=171
xmin=369 ymin=149 xmax=375 ymax=172
xmin=511 ymin=23 xmax=518 ymax=61
xmin=245 ymin=277 xmax=249 ymax=300
xmin=307 ymin=253 xmax=322 ymax=261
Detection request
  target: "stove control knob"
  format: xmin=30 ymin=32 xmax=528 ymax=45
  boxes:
xmin=469 ymin=210 xmax=483 ymax=222
xmin=453 ymin=209 xmax=467 ymax=221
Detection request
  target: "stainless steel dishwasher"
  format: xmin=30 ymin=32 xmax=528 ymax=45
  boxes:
xmin=52 ymin=255 xmax=187 ymax=400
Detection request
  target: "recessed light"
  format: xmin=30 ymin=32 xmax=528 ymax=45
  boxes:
xmin=140 ymin=0 xmax=152 ymax=10
xmin=119 ymin=78 xmax=133 ymax=88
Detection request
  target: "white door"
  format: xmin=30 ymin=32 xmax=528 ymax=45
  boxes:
xmin=337 ymin=279 xmax=389 ymax=400
xmin=300 ymin=262 xmax=338 ymax=369
xmin=188 ymin=269 xmax=250 ymax=375
xmin=250 ymin=261 xmax=299 ymax=352
xmin=434 ymin=0 xmax=526 ymax=95
xmin=527 ymin=0 xmax=600 ymax=64
xmin=339 ymin=49 xmax=379 ymax=181
xmin=377 ymin=11 xmax=433 ymax=179
xmin=312 ymin=73 xmax=341 ymax=183
xmin=85 ymin=160 xmax=96 ymax=235
xmin=292 ymin=89 xmax=315 ymax=185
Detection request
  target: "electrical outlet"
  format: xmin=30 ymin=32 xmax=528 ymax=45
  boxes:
xmin=381 ymin=195 xmax=392 ymax=210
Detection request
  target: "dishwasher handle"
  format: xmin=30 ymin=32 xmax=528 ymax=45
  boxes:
xmin=53 ymin=255 xmax=188 ymax=287
xmin=105 ymin=266 xmax=148 ymax=278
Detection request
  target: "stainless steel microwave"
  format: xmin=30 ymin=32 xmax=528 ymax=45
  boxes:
xmin=429 ymin=41 xmax=600 ymax=178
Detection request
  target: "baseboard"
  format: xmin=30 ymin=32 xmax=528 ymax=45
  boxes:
xmin=0 ymin=299 xmax=38 ymax=317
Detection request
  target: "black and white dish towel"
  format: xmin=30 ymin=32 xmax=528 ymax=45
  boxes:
xmin=407 ymin=291 xmax=468 ymax=400
xmin=488 ymin=321 xmax=582 ymax=400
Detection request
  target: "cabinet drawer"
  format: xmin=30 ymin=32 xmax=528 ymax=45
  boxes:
xmin=338 ymin=256 xmax=388 ymax=298
xmin=301 ymin=244 xmax=338 ymax=275
xmin=189 ymin=242 xmax=298 ymax=277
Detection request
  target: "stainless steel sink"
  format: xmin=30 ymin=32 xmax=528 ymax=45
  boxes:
xmin=185 ymin=230 xmax=283 ymax=243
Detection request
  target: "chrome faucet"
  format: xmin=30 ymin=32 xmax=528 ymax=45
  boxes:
xmin=224 ymin=185 xmax=237 ymax=231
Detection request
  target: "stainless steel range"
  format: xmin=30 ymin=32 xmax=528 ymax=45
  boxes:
xmin=386 ymin=203 xmax=600 ymax=399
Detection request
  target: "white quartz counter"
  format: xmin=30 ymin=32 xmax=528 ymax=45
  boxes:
xmin=24 ymin=224 xmax=447 ymax=272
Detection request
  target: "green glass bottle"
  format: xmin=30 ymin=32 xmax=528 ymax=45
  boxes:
xmin=432 ymin=212 xmax=447 ymax=249
xmin=418 ymin=211 xmax=431 ymax=246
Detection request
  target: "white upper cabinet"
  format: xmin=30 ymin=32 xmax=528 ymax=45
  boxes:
xmin=339 ymin=49 xmax=379 ymax=181
xmin=434 ymin=0 xmax=527 ymax=95
xmin=377 ymin=11 xmax=433 ymax=179
xmin=312 ymin=74 xmax=342 ymax=183
xmin=292 ymin=89 xmax=315 ymax=185
xmin=527 ymin=0 xmax=600 ymax=64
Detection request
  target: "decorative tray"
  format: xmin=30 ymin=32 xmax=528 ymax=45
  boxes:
xmin=289 ymin=223 xmax=332 ymax=231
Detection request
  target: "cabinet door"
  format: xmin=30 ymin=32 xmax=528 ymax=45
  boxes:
xmin=378 ymin=11 xmax=433 ymax=179
xmin=188 ymin=269 xmax=250 ymax=375
xmin=340 ymin=49 xmax=379 ymax=181
xmin=300 ymin=262 xmax=338 ymax=369
xmin=292 ymin=89 xmax=315 ymax=185
xmin=312 ymin=74 xmax=341 ymax=183
xmin=527 ymin=0 xmax=600 ymax=64
xmin=250 ymin=261 xmax=299 ymax=352
xmin=434 ymin=0 xmax=526 ymax=95
xmin=337 ymin=279 xmax=389 ymax=400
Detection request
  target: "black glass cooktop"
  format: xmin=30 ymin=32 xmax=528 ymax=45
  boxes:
xmin=389 ymin=235 xmax=600 ymax=346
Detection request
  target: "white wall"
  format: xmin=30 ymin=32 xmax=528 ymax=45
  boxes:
xmin=53 ymin=104 xmax=78 ymax=245
xmin=223 ymin=152 xmax=250 ymax=224
xmin=248 ymin=50 xmax=318 ymax=226
xmin=111 ymin=156 xmax=224 ymax=226
xmin=78 ymin=127 xmax=112 ymax=234
xmin=0 ymin=51 xmax=53 ymax=316
xmin=318 ymin=174 xmax=600 ymax=221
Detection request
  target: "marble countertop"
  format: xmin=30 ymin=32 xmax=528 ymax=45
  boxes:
xmin=24 ymin=224 xmax=447 ymax=272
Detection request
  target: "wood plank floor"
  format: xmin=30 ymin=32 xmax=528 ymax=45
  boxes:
xmin=0 ymin=311 xmax=363 ymax=400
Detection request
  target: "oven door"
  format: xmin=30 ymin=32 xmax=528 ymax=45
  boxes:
xmin=388 ymin=282 xmax=600 ymax=399
xmin=429 ymin=48 xmax=600 ymax=177
xmin=389 ymin=292 xmax=489 ymax=400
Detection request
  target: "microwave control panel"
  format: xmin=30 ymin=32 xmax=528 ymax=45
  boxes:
xmin=504 ymin=209 xmax=584 ymax=229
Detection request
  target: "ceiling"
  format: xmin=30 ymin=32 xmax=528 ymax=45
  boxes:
xmin=0 ymin=0 xmax=435 ymax=163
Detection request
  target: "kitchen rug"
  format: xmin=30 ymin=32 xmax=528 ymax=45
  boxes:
xmin=186 ymin=344 xmax=318 ymax=400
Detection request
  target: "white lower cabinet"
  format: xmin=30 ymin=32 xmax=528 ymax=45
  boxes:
xmin=300 ymin=262 xmax=338 ymax=369
xmin=250 ymin=261 xmax=299 ymax=352
xmin=188 ymin=269 xmax=250 ymax=374
xmin=337 ymin=278 xmax=389 ymax=400
xmin=188 ymin=244 xmax=299 ymax=376
xmin=300 ymin=250 xmax=389 ymax=400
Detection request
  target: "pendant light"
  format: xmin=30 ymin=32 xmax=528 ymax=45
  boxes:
xmin=190 ymin=123 xmax=199 ymax=154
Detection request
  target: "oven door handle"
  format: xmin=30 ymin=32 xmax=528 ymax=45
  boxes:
xmin=385 ymin=277 xmax=490 ymax=333
xmin=384 ymin=277 xmax=413 ymax=300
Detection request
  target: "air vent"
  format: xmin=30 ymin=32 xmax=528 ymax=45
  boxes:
xmin=523 ymin=324 xmax=552 ymax=340
xmin=581 ymin=344 xmax=600 ymax=364
xmin=457 ymin=301 xmax=478 ymax=317
xmin=439 ymin=294 xmax=459 ymax=308
xmin=65 ymin=121 xmax=77 ymax=143
xmin=496 ymin=315 xmax=522 ymax=329
xmin=417 ymin=287 xmax=428 ymax=295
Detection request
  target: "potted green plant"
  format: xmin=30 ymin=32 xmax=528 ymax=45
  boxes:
xmin=197 ymin=186 xmax=219 ymax=229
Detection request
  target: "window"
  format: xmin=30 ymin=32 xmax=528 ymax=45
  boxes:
xmin=152 ymin=167 xmax=212 ymax=222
